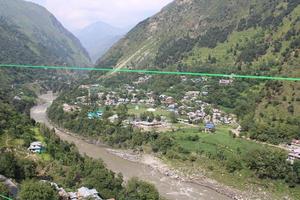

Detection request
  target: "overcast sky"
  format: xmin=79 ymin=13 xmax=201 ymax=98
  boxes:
xmin=26 ymin=0 xmax=173 ymax=31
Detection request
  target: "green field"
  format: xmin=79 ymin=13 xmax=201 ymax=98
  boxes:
xmin=162 ymin=126 xmax=300 ymax=199
xmin=168 ymin=126 xmax=264 ymax=157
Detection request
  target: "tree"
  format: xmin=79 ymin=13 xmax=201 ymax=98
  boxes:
xmin=124 ymin=177 xmax=160 ymax=200
xmin=0 ymin=152 xmax=17 ymax=179
xmin=292 ymin=160 xmax=300 ymax=184
xmin=245 ymin=148 xmax=288 ymax=179
xmin=155 ymin=115 xmax=161 ymax=122
xmin=226 ymin=157 xmax=243 ymax=173
xmin=17 ymin=159 xmax=37 ymax=180
xmin=152 ymin=135 xmax=174 ymax=154
xmin=147 ymin=112 xmax=155 ymax=123
xmin=19 ymin=180 xmax=59 ymax=200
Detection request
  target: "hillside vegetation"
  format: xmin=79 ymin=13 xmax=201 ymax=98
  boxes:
xmin=95 ymin=0 xmax=300 ymax=144
xmin=0 ymin=0 xmax=91 ymax=66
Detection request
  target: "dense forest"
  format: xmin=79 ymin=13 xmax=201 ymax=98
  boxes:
xmin=0 ymin=120 xmax=162 ymax=200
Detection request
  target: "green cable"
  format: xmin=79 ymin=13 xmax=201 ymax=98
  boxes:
xmin=0 ymin=194 xmax=13 ymax=200
xmin=0 ymin=64 xmax=300 ymax=81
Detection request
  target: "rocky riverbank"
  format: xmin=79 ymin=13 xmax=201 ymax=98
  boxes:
xmin=106 ymin=149 xmax=278 ymax=200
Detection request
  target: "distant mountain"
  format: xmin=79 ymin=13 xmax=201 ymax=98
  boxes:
xmin=0 ymin=0 xmax=91 ymax=66
xmin=75 ymin=21 xmax=129 ymax=63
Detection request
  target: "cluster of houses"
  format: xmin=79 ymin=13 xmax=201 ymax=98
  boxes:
xmin=287 ymin=139 xmax=300 ymax=164
xmin=66 ymin=77 xmax=235 ymax=128
xmin=42 ymin=181 xmax=111 ymax=200
xmin=178 ymin=91 xmax=233 ymax=125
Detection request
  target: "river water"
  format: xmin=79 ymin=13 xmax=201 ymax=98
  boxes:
xmin=30 ymin=92 xmax=231 ymax=200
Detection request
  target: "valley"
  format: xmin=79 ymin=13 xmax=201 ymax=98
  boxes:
xmin=1 ymin=0 xmax=300 ymax=199
xmin=31 ymin=92 xmax=233 ymax=200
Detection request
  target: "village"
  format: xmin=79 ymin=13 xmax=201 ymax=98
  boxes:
xmin=59 ymin=75 xmax=300 ymax=166
xmin=62 ymin=75 xmax=236 ymax=132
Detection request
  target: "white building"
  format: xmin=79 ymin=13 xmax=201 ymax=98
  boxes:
xmin=77 ymin=187 xmax=102 ymax=200
xmin=28 ymin=141 xmax=44 ymax=153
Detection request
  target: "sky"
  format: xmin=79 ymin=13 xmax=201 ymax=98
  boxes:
xmin=26 ymin=0 xmax=173 ymax=31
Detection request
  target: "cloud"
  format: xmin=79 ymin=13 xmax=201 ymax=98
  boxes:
xmin=26 ymin=0 xmax=173 ymax=31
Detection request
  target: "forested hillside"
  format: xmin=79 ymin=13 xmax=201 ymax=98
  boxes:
xmin=0 ymin=1 xmax=161 ymax=199
xmin=0 ymin=0 xmax=92 ymax=150
xmin=95 ymin=0 xmax=300 ymax=144
xmin=97 ymin=0 xmax=300 ymax=70
xmin=0 ymin=0 xmax=91 ymax=66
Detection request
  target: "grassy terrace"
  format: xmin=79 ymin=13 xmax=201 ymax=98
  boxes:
xmin=32 ymin=128 xmax=51 ymax=161
xmin=0 ymin=128 xmax=51 ymax=162
xmin=167 ymin=126 xmax=262 ymax=156
xmin=161 ymin=126 xmax=300 ymax=199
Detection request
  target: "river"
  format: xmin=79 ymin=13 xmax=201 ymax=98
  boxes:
xmin=30 ymin=91 xmax=231 ymax=200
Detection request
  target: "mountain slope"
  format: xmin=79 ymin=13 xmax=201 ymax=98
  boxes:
xmin=75 ymin=21 xmax=128 ymax=63
xmin=0 ymin=0 xmax=91 ymax=66
xmin=97 ymin=0 xmax=300 ymax=70
xmin=95 ymin=0 xmax=300 ymax=144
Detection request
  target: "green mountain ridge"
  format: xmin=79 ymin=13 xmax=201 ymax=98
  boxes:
xmin=97 ymin=0 xmax=299 ymax=71
xmin=0 ymin=0 xmax=91 ymax=66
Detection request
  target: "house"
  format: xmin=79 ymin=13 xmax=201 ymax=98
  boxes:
xmin=76 ymin=96 xmax=87 ymax=103
xmin=168 ymin=104 xmax=178 ymax=112
xmin=88 ymin=111 xmax=103 ymax=119
xmin=131 ymin=98 xmax=138 ymax=103
xmin=181 ymin=76 xmax=187 ymax=82
xmin=288 ymin=148 xmax=300 ymax=164
xmin=186 ymin=91 xmax=200 ymax=97
xmin=147 ymin=108 xmax=156 ymax=112
xmin=204 ymin=122 xmax=215 ymax=133
xmin=63 ymin=103 xmax=80 ymax=112
xmin=291 ymin=139 xmax=300 ymax=146
xmin=28 ymin=141 xmax=44 ymax=153
xmin=202 ymin=91 xmax=209 ymax=96
xmin=165 ymin=97 xmax=175 ymax=105
xmin=219 ymin=79 xmax=233 ymax=85
xmin=108 ymin=114 xmax=119 ymax=123
xmin=69 ymin=192 xmax=77 ymax=200
xmin=146 ymin=97 xmax=155 ymax=105
xmin=191 ymin=78 xmax=203 ymax=83
xmin=105 ymin=99 xmax=116 ymax=106
xmin=97 ymin=92 xmax=105 ymax=99
xmin=13 ymin=96 xmax=22 ymax=101
xmin=133 ymin=121 xmax=163 ymax=128
xmin=159 ymin=94 xmax=167 ymax=99
xmin=77 ymin=187 xmax=102 ymax=200
xmin=79 ymin=85 xmax=91 ymax=89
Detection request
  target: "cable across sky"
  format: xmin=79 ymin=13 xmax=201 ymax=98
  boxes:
xmin=0 ymin=64 xmax=300 ymax=81
xmin=0 ymin=194 xmax=13 ymax=200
